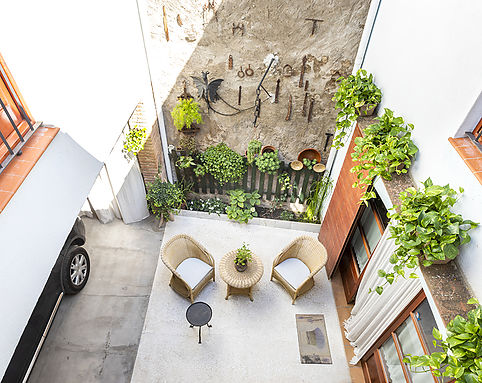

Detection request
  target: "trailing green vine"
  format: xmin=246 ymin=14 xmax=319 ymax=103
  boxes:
xmin=404 ymin=298 xmax=482 ymax=382
xmin=332 ymin=69 xmax=382 ymax=149
xmin=351 ymin=108 xmax=419 ymax=204
xmin=373 ymin=178 xmax=478 ymax=295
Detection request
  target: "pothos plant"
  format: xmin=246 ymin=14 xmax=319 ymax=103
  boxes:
xmin=226 ymin=189 xmax=261 ymax=224
xmin=404 ymin=298 xmax=482 ymax=382
xmin=332 ymin=69 xmax=382 ymax=149
xmin=171 ymin=98 xmax=203 ymax=131
xmin=255 ymin=150 xmax=281 ymax=174
xmin=246 ymin=140 xmax=262 ymax=165
xmin=351 ymin=109 xmax=419 ymax=205
xmin=200 ymin=143 xmax=246 ymax=185
xmin=373 ymin=178 xmax=478 ymax=295
xmin=176 ymin=155 xmax=195 ymax=169
xmin=145 ymin=177 xmax=191 ymax=221
xmin=123 ymin=126 xmax=147 ymax=155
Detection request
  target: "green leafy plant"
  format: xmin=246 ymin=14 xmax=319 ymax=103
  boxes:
xmin=176 ymin=155 xmax=195 ymax=169
xmin=247 ymin=140 xmax=262 ymax=165
xmin=235 ymin=243 xmax=253 ymax=266
xmin=404 ymin=298 xmax=482 ymax=382
xmin=332 ymin=69 xmax=382 ymax=148
xmin=171 ymin=98 xmax=203 ymax=131
xmin=193 ymin=163 xmax=207 ymax=177
xmin=186 ymin=198 xmax=227 ymax=216
xmin=351 ymin=109 xmax=419 ymax=204
xmin=146 ymin=178 xmax=191 ymax=220
xmin=278 ymin=172 xmax=293 ymax=194
xmin=123 ymin=126 xmax=147 ymax=155
xmin=179 ymin=136 xmax=197 ymax=154
xmin=374 ymin=178 xmax=478 ymax=294
xmin=302 ymin=158 xmax=317 ymax=170
xmin=226 ymin=189 xmax=261 ymax=223
xmin=255 ymin=150 xmax=281 ymax=174
xmin=201 ymin=143 xmax=246 ymax=185
xmin=280 ymin=210 xmax=295 ymax=221
xmin=304 ymin=176 xmax=333 ymax=223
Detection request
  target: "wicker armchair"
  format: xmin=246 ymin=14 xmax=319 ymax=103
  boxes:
xmin=270 ymin=236 xmax=327 ymax=304
xmin=161 ymin=234 xmax=215 ymax=303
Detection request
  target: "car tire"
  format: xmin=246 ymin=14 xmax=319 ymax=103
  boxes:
xmin=61 ymin=246 xmax=90 ymax=295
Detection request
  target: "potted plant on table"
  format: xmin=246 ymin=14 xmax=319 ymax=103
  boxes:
xmin=234 ymin=243 xmax=253 ymax=272
xmin=171 ymin=98 xmax=203 ymax=135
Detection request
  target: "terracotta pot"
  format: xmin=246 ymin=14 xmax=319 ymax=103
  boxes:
xmin=235 ymin=262 xmax=247 ymax=272
xmin=359 ymin=103 xmax=378 ymax=116
xmin=297 ymin=148 xmax=321 ymax=163
xmin=290 ymin=160 xmax=303 ymax=171
xmin=261 ymin=145 xmax=276 ymax=154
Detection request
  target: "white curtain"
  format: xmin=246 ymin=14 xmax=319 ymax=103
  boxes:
xmin=344 ymin=224 xmax=422 ymax=364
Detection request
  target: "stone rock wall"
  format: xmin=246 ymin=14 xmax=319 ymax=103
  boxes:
xmin=147 ymin=0 xmax=370 ymax=164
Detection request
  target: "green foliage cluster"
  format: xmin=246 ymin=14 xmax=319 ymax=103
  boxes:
xmin=171 ymin=98 xmax=203 ymax=131
xmin=186 ymin=198 xmax=227 ymax=216
xmin=235 ymin=243 xmax=253 ymax=266
xmin=193 ymin=164 xmax=207 ymax=177
xmin=146 ymin=178 xmax=190 ymax=220
xmin=280 ymin=210 xmax=295 ymax=221
xmin=176 ymin=155 xmax=195 ymax=169
xmin=374 ymin=178 xmax=478 ymax=294
xmin=332 ymin=69 xmax=382 ymax=148
xmin=247 ymin=140 xmax=262 ymax=165
xmin=123 ymin=126 xmax=147 ymax=155
xmin=351 ymin=109 xmax=419 ymax=204
xmin=304 ymin=176 xmax=333 ymax=223
xmin=226 ymin=189 xmax=261 ymax=223
xmin=255 ymin=150 xmax=281 ymax=174
xmin=302 ymin=158 xmax=317 ymax=170
xmin=405 ymin=298 xmax=482 ymax=382
xmin=278 ymin=172 xmax=293 ymax=195
xmin=201 ymin=143 xmax=247 ymax=185
xmin=179 ymin=136 xmax=197 ymax=154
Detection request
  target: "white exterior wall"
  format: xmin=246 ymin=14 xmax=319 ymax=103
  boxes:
xmin=0 ymin=133 xmax=101 ymax=377
xmin=0 ymin=0 xmax=156 ymax=162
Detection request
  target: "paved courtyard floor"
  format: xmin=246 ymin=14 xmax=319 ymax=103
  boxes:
xmin=131 ymin=213 xmax=351 ymax=383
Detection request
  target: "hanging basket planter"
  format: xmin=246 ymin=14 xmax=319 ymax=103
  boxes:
xmin=297 ymin=148 xmax=321 ymax=163
xmin=261 ymin=145 xmax=276 ymax=154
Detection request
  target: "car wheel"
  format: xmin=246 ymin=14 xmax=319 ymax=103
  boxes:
xmin=61 ymin=246 xmax=90 ymax=295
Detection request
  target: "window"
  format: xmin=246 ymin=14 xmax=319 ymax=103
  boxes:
xmin=468 ymin=117 xmax=482 ymax=146
xmin=362 ymin=294 xmax=445 ymax=383
xmin=339 ymin=190 xmax=388 ymax=302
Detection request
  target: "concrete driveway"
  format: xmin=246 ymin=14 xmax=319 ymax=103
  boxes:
xmin=29 ymin=216 xmax=163 ymax=383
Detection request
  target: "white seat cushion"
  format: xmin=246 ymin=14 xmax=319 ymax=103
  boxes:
xmin=176 ymin=258 xmax=213 ymax=289
xmin=274 ymin=258 xmax=310 ymax=289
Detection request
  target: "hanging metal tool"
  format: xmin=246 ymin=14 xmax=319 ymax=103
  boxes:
xmin=228 ymin=55 xmax=233 ymax=70
xmin=245 ymin=64 xmax=254 ymax=77
xmin=302 ymin=93 xmax=308 ymax=117
xmin=232 ymin=23 xmax=245 ymax=36
xmin=274 ymin=79 xmax=280 ymax=103
xmin=163 ymin=6 xmax=169 ymax=42
xmin=238 ymin=86 xmax=242 ymax=105
xmin=324 ymin=132 xmax=334 ymax=151
xmin=307 ymin=98 xmax=314 ymax=122
xmin=304 ymin=80 xmax=309 ymax=91
xmin=299 ymin=55 xmax=307 ymax=88
xmin=253 ymin=56 xmax=276 ymax=126
xmin=237 ymin=66 xmax=245 ymax=78
xmin=305 ymin=18 xmax=324 ymax=36
xmin=285 ymin=95 xmax=292 ymax=121
xmin=283 ymin=64 xmax=293 ymax=77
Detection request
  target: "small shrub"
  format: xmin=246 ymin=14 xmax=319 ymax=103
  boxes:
xmin=226 ymin=189 xmax=261 ymax=223
xmin=235 ymin=243 xmax=253 ymax=266
xmin=171 ymin=98 xmax=203 ymax=131
xmin=255 ymin=150 xmax=281 ymax=174
xmin=146 ymin=178 xmax=190 ymax=220
xmin=202 ymin=143 xmax=247 ymax=185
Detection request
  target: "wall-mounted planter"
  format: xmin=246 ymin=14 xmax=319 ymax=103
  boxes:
xmin=359 ymin=103 xmax=378 ymax=116
xmin=261 ymin=145 xmax=276 ymax=154
xmin=298 ymin=148 xmax=321 ymax=163
xmin=180 ymin=124 xmax=200 ymax=136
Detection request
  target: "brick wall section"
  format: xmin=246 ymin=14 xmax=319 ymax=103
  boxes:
xmin=137 ymin=121 xmax=166 ymax=186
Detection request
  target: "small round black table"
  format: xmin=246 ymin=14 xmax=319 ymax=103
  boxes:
xmin=186 ymin=302 xmax=212 ymax=344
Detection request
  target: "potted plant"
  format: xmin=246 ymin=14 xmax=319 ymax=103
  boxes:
xmin=255 ymin=150 xmax=281 ymax=174
xmin=145 ymin=177 xmax=191 ymax=223
xmin=297 ymin=148 xmax=321 ymax=163
xmin=200 ymin=143 xmax=247 ymax=185
xmin=171 ymin=98 xmax=203 ymax=134
xmin=123 ymin=126 xmax=147 ymax=155
xmin=246 ymin=139 xmax=262 ymax=165
xmin=234 ymin=243 xmax=253 ymax=272
xmin=351 ymin=108 xmax=419 ymax=204
xmin=260 ymin=145 xmax=276 ymax=154
xmin=332 ymin=69 xmax=382 ymax=148
xmin=373 ymin=178 xmax=478 ymax=294
xmin=302 ymin=158 xmax=317 ymax=170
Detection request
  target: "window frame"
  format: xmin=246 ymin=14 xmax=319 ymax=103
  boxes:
xmin=466 ymin=117 xmax=482 ymax=150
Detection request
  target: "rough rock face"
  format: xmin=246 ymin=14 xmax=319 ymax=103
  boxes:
xmin=146 ymin=0 xmax=370 ymax=164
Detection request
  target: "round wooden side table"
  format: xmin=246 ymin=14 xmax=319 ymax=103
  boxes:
xmin=219 ymin=251 xmax=264 ymax=302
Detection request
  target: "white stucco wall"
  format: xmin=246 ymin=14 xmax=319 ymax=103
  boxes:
xmin=351 ymin=0 xmax=482 ymax=298
xmin=0 ymin=0 xmax=156 ymax=162
xmin=0 ymin=132 xmax=101 ymax=377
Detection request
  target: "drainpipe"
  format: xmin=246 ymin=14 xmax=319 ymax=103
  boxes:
xmin=135 ymin=0 xmax=173 ymax=183
xmin=321 ymin=0 xmax=382 ymax=219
